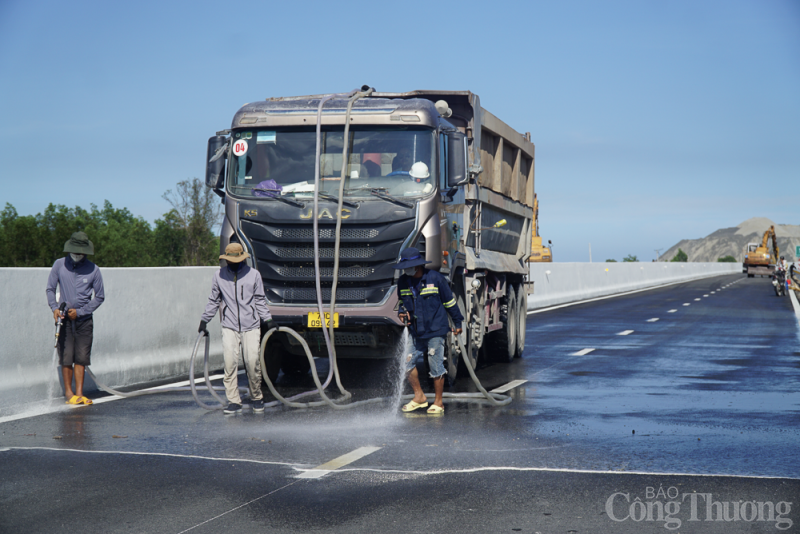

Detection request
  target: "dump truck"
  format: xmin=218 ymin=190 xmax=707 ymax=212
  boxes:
xmin=205 ymin=88 xmax=534 ymax=381
xmin=743 ymin=225 xmax=778 ymax=277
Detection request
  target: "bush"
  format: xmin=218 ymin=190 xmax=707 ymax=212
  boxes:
xmin=717 ymin=255 xmax=737 ymax=262
xmin=670 ymin=249 xmax=688 ymax=262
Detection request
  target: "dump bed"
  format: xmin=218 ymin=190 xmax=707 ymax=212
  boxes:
xmin=371 ymin=90 xmax=535 ymax=208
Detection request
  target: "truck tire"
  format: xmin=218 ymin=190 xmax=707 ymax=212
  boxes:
xmin=260 ymin=336 xmax=283 ymax=385
xmin=515 ymin=283 xmax=526 ymax=358
xmin=280 ymin=352 xmax=311 ymax=377
xmin=490 ymin=284 xmax=517 ymax=363
xmin=456 ymin=286 xmax=481 ymax=373
xmin=445 ymin=330 xmax=459 ymax=385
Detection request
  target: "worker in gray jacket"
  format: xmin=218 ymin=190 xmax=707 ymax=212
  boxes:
xmin=200 ymin=242 xmax=275 ymax=414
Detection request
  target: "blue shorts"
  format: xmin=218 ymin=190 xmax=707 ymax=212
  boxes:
xmin=404 ymin=336 xmax=447 ymax=378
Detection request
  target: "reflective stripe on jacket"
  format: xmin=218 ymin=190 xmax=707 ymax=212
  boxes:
xmin=397 ymin=269 xmax=463 ymax=339
xmin=201 ymin=265 xmax=272 ymax=332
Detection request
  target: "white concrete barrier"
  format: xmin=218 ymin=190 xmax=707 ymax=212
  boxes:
xmin=0 ymin=262 xmax=742 ymax=418
xmin=0 ymin=267 xmax=223 ymax=418
xmin=527 ymin=262 xmax=742 ymax=310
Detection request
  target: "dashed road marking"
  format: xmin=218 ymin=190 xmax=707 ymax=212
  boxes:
xmin=668 ymin=309 xmax=677 ymax=313
xmin=694 ymin=298 xmax=701 ymax=301
xmin=491 ymin=379 xmax=528 ymax=394
xmin=683 ymin=303 xmax=691 ymax=306
xmin=617 ymin=330 xmax=634 ymax=336
xmin=646 ymin=318 xmax=659 ymax=323
xmin=703 ymin=294 xmax=709 ymax=297
xmin=296 ymin=446 xmax=382 ymax=479
xmin=572 ymin=348 xmax=595 ymax=356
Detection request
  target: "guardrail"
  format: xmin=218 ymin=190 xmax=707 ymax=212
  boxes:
xmin=526 ymin=262 xmax=742 ymax=310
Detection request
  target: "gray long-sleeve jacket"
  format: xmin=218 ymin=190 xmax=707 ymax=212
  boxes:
xmin=201 ymin=264 xmax=272 ymax=332
xmin=46 ymin=256 xmax=105 ymax=319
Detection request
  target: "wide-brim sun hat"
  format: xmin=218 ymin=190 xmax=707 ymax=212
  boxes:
xmin=220 ymin=242 xmax=250 ymax=263
xmin=63 ymin=231 xmax=94 ymax=255
xmin=390 ymin=247 xmax=431 ymax=270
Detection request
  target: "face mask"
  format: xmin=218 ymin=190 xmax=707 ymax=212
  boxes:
xmin=227 ymin=261 xmax=242 ymax=271
xmin=404 ymin=267 xmax=417 ymax=276
xmin=70 ymin=253 xmax=85 ymax=263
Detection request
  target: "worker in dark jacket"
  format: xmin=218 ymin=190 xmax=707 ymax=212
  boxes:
xmin=200 ymin=243 xmax=275 ymax=415
xmin=46 ymin=231 xmax=105 ymax=405
xmin=393 ymin=247 xmax=463 ymax=415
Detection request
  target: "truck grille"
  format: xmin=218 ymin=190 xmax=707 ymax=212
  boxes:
xmin=270 ymin=228 xmax=379 ymax=239
xmin=241 ymin=217 xmax=416 ymax=305
xmin=276 ymin=266 xmax=375 ymax=278
xmin=273 ymin=244 xmax=376 ymax=259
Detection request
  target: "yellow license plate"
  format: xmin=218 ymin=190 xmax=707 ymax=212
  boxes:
xmin=307 ymin=312 xmax=339 ymax=328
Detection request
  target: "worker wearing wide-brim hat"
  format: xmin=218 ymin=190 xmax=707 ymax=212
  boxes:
xmin=199 ymin=242 xmax=275 ymax=415
xmin=46 ymin=231 xmax=105 ymax=405
xmin=392 ymin=247 xmax=463 ymax=415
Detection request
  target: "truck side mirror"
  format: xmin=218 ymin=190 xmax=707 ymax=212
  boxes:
xmin=446 ymin=131 xmax=468 ymax=188
xmin=206 ymin=135 xmax=228 ymax=189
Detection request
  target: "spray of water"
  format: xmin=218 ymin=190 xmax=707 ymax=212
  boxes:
xmin=390 ymin=327 xmax=412 ymax=410
xmin=45 ymin=347 xmax=61 ymax=405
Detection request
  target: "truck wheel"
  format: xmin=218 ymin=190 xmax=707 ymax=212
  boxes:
xmin=456 ymin=288 xmax=480 ymax=372
xmin=446 ymin=330 xmax=459 ymax=385
xmin=260 ymin=336 xmax=283 ymax=385
xmin=515 ymin=283 xmax=527 ymax=358
xmin=280 ymin=352 xmax=311 ymax=377
xmin=491 ymin=284 xmax=517 ymax=363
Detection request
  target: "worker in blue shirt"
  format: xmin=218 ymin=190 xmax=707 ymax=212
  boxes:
xmin=393 ymin=247 xmax=463 ymax=415
xmin=46 ymin=232 xmax=105 ymax=405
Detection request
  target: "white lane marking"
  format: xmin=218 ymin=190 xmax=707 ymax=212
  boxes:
xmin=683 ymin=303 xmax=691 ymax=306
xmin=490 ymin=379 xmax=528 ymax=394
xmin=0 ymin=374 xmax=228 ymax=425
xmin=572 ymin=348 xmax=595 ymax=356
xmin=296 ymin=446 xmax=381 ymax=479
xmin=703 ymin=294 xmax=709 ymax=297
xmin=617 ymin=330 xmax=634 ymax=336
xmin=6 ymin=446 xmax=793 ymax=481
xmin=694 ymin=298 xmax=701 ymax=301
xmin=646 ymin=318 xmax=659 ymax=323
xmin=668 ymin=309 xmax=677 ymax=313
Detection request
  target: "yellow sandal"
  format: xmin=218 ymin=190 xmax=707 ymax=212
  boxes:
xmin=401 ymin=400 xmax=429 ymax=412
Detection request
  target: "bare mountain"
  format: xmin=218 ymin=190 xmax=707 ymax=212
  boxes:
xmin=659 ymin=217 xmax=800 ymax=263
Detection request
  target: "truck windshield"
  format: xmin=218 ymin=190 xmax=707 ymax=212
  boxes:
xmin=227 ymin=127 xmax=435 ymax=200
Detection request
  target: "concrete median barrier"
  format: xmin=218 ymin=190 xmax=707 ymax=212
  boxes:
xmin=0 ymin=262 xmax=742 ymax=418
xmin=527 ymin=262 xmax=742 ymax=310
xmin=0 ymin=267 xmax=222 ymax=418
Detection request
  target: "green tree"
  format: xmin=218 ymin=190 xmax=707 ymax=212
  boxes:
xmin=622 ymin=255 xmax=638 ymax=262
xmin=162 ymin=178 xmax=223 ymax=266
xmin=670 ymin=249 xmax=688 ymax=262
xmin=153 ymin=209 xmax=187 ymax=266
xmin=718 ymin=255 xmax=737 ymax=262
xmin=605 ymin=259 xmax=617 ymax=262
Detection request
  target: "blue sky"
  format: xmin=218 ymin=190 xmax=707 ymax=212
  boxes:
xmin=1 ymin=0 xmax=798 ymax=262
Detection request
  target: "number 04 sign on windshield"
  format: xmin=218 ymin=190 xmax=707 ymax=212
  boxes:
xmin=232 ymin=140 xmax=248 ymax=157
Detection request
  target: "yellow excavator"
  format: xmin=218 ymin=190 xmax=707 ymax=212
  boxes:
xmin=742 ymin=225 xmax=778 ymax=277
xmin=527 ymin=194 xmax=552 ymax=262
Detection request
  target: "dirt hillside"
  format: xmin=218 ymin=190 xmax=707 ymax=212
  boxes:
xmin=660 ymin=218 xmax=800 ymax=262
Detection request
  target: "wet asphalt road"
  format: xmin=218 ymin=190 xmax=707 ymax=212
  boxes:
xmin=1 ymin=274 xmax=799 ymax=533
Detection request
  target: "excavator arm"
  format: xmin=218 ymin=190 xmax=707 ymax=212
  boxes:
xmin=760 ymin=226 xmax=779 ymax=264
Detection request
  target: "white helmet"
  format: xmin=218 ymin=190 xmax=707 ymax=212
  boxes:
xmin=409 ymin=161 xmax=430 ymax=180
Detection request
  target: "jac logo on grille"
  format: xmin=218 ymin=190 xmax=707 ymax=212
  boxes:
xmin=299 ymin=208 xmax=351 ymax=220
